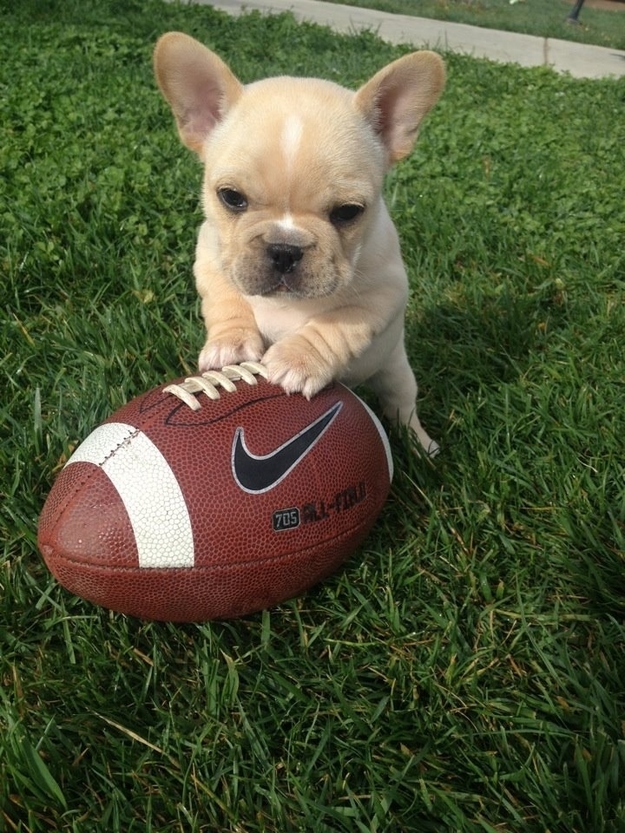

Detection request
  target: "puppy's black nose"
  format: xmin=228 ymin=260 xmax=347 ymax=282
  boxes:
xmin=267 ymin=243 xmax=304 ymax=275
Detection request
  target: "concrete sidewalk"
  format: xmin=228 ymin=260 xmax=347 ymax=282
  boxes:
xmin=200 ymin=0 xmax=625 ymax=78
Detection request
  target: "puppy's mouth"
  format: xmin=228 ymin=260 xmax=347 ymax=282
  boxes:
xmin=258 ymin=277 xmax=324 ymax=299
xmin=230 ymin=239 xmax=345 ymax=299
xmin=274 ymin=281 xmax=295 ymax=295
xmin=242 ymin=274 xmax=339 ymax=300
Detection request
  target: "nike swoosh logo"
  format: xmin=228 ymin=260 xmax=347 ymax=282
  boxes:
xmin=231 ymin=401 xmax=343 ymax=494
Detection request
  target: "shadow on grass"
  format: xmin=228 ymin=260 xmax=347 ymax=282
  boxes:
xmin=400 ymin=283 xmax=625 ymax=617
xmin=407 ymin=280 xmax=563 ymax=411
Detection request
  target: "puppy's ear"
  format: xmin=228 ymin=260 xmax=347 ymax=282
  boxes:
xmin=154 ymin=32 xmax=243 ymax=155
xmin=355 ymin=52 xmax=445 ymax=165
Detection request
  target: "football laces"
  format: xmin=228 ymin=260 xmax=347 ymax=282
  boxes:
xmin=163 ymin=362 xmax=269 ymax=411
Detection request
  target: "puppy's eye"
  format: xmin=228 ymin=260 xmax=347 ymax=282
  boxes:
xmin=218 ymin=188 xmax=248 ymax=212
xmin=330 ymin=203 xmax=364 ymax=225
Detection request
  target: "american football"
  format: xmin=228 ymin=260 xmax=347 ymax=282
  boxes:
xmin=38 ymin=363 xmax=393 ymax=621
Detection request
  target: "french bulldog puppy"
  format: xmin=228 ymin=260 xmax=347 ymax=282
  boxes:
xmin=154 ymin=32 xmax=445 ymax=454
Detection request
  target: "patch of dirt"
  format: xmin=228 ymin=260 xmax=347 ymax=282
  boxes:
xmin=567 ymin=0 xmax=625 ymax=11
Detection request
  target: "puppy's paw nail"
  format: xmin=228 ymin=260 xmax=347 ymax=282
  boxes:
xmin=199 ymin=335 xmax=263 ymax=371
xmin=268 ymin=368 xmax=325 ymax=399
xmin=426 ymin=440 xmax=440 ymax=458
xmin=413 ymin=435 xmax=439 ymax=458
xmin=302 ymin=378 xmax=325 ymax=400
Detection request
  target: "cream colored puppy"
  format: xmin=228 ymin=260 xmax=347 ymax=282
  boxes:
xmin=154 ymin=33 xmax=445 ymax=455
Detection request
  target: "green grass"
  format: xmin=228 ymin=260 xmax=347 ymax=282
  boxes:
xmin=2 ymin=0 xmax=625 ymax=830
xmin=318 ymin=0 xmax=625 ymax=50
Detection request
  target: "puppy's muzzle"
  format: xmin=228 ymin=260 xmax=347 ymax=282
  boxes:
xmin=267 ymin=243 xmax=304 ymax=275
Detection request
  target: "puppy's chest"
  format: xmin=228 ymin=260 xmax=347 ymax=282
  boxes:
xmin=249 ymin=297 xmax=316 ymax=343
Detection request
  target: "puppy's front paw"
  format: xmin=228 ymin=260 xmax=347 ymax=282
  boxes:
xmin=263 ymin=338 xmax=335 ymax=399
xmin=198 ymin=329 xmax=264 ymax=372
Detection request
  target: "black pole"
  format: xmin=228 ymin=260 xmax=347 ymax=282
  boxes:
xmin=567 ymin=0 xmax=585 ymax=23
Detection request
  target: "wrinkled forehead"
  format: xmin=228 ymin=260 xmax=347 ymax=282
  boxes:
xmin=206 ymin=77 xmax=384 ymax=204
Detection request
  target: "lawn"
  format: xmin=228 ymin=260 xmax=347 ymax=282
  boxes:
xmin=1 ymin=0 xmax=624 ymax=831
xmin=318 ymin=0 xmax=625 ymax=50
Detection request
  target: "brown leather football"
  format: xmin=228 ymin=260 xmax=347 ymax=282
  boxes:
xmin=38 ymin=363 xmax=393 ymax=621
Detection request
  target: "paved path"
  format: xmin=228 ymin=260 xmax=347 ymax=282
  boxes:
xmin=199 ymin=0 xmax=625 ymax=78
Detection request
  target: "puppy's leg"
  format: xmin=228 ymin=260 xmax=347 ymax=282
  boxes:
xmin=369 ymin=339 xmax=439 ymax=457
xmin=198 ymin=291 xmax=264 ymax=371
xmin=194 ymin=233 xmax=265 ymax=371
xmin=262 ymin=303 xmax=377 ymax=399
